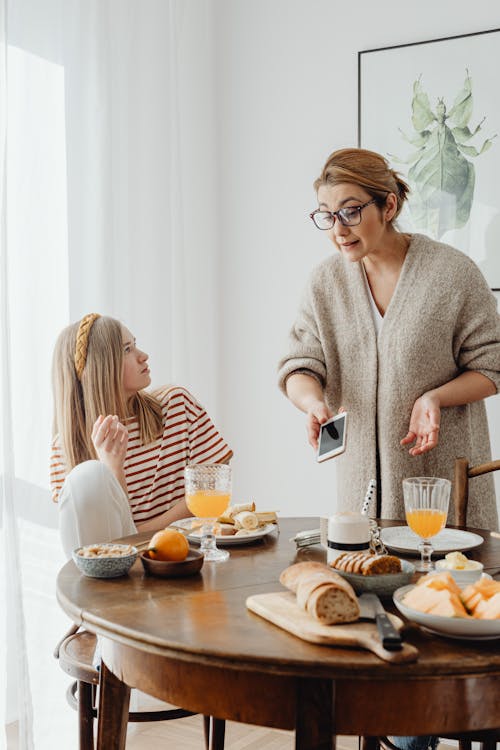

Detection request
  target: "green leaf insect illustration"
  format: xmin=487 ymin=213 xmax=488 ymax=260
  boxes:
xmin=391 ymin=71 xmax=496 ymax=239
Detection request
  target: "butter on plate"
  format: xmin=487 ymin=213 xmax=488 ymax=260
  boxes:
xmin=439 ymin=551 xmax=483 ymax=571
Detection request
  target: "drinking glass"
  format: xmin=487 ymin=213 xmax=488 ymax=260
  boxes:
xmin=403 ymin=477 xmax=451 ymax=572
xmin=184 ymin=464 xmax=232 ymax=563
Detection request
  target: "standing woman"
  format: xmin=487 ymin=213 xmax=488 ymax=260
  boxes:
xmin=278 ymin=148 xmax=500 ymax=528
xmin=51 ymin=313 xmax=232 ymax=557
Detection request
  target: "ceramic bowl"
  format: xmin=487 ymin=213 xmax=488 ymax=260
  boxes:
xmin=435 ymin=559 xmax=484 ymax=587
xmin=335 ymin=559 xmax=415 ymax=598
xmin=140 ymin=549 xmax=204 ymax=578
xmin=72 ymin=544 xmax=138 ymax=578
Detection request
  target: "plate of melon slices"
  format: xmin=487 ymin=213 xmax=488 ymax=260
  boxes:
xmin=394 ymin=574 xmax=500 ymax=640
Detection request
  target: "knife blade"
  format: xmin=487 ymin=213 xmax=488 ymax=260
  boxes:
xmin=358 ymin=592 xmax=403 ymax=651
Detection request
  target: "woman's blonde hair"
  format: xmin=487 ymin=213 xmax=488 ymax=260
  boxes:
xmin=314 ymin=148 xmax=410 ymax=221
xmin=52 ymin=315 xmax=163 ymax=470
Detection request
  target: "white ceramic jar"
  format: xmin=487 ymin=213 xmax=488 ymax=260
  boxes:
xmin=327 ymin=511 xmax=371 ymax=564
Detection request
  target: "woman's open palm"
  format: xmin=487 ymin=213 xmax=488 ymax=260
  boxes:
xmin=401 ymin=394 xmax=441 ymax=456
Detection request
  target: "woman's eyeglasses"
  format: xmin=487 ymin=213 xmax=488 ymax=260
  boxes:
xmin=310 ymin=198 xmax=377 ymax=230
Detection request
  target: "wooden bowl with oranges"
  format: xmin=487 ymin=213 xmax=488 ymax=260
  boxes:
xmin=140 ymin=527 xmax=204 ymax=578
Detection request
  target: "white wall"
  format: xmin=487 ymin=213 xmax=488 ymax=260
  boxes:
xmin=213 ymin=0 xmax=500 ymax=519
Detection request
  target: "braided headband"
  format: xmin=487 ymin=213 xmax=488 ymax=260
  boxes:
xmin=74 ymin=313 xmax=101 ymax=380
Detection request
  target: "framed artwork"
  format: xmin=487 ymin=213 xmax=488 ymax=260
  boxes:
xmin=358 ymin=28 xmax=500 ymax=290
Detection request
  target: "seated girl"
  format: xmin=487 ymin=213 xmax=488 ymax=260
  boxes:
xmin=50 ymin=313 xmax=232 ymax=557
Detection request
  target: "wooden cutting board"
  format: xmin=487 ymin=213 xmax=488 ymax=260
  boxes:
xmin=246 ymin=591 xmax=418 ymax=663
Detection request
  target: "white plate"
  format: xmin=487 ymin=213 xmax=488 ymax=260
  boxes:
xmin=393 ymin=584 xmax=500 ymax=640
xmin=171 ymin=519 xmax=277 ymax=546
xmin=380 ymin=526 xmax=484 ymax=556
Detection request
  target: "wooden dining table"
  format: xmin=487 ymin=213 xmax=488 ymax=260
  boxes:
xmin=56 ymin=518 xmax=500 ymax=750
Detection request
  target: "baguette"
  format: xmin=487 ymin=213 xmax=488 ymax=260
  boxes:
xmin=280 ymin=561 xmax=360 ymax=625
xmin=279 ymin=561 xmax=340 ymax=593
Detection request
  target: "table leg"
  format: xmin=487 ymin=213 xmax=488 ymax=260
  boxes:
xmin=96 ymin=661 xmax=131 ymax=750
xmin=295 ymin=677 xmax=335 ymax=750
xmin=203 ymin=716 xmax=226 ymax=750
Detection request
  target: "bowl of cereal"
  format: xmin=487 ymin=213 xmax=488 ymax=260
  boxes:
xmin=72 ymin=543 xmax=138 ymax=578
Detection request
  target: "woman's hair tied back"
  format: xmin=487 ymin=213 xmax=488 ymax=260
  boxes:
xmin=314 ymin=147 xmax=410 ymax=220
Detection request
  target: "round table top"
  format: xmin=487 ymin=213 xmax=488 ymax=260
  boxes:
xmin=56 ymin=517 xmax=500 ymax=681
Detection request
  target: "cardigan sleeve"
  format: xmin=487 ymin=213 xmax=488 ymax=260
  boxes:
xmin=453 ymin=260 xmax=500 ymax=392
xmin=277 ymin=280 xmax=327 ymax=394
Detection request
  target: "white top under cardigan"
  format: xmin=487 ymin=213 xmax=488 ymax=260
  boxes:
xmin=361 ymin=262 xmax=384 ymax=335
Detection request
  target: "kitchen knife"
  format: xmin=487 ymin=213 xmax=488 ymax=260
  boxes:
xmin=358 ymin=592 xmax=403 ymax=651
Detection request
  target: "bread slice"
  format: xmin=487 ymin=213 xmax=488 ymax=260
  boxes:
xmin=331 ymin=551 xmax=402 ymax=575
xmin=305 ymin=582 xmax=360 ymax=625
xmin=295 ymin=570 xmax=352 ymax=610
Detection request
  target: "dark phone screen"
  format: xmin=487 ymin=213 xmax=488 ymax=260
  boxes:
xmin=318 ymin=416 xmax=345 ymax=456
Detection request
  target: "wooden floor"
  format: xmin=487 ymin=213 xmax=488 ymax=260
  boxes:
xmin=124 ymin=714 xmax=459 ymax=750
xmin=7 ymin=713 xmax=460 ymax=749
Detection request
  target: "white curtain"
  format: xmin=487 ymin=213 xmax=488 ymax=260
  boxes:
xmin=1 ymin=1 xmax=219 ymax=746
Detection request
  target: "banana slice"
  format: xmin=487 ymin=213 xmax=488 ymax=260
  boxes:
xmin=233 ymin=511 xmax=259 ymax=530
xmin=228 ymin=501 xmax=255 ymax=517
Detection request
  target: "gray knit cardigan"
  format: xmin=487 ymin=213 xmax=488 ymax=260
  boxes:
xmin=278 ymin=234 xmax=500 ymax=529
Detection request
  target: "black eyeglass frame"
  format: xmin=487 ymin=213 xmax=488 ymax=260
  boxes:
xmin=309 ymin=198 xmax=378 ymax=230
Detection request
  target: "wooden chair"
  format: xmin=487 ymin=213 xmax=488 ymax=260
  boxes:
xmin=54 ymin=625 xmax=226 ymax=750
xmin=454 ymin=457 xmax=500 ymax=526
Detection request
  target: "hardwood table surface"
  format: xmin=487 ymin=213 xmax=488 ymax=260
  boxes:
xmin=56 ymin=518 xmax=500 ymax=749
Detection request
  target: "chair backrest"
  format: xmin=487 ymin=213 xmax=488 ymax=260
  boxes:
xmin=454 ymin=458 xmax=500 ymax=526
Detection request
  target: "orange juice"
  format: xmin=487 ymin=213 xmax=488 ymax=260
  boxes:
xmin=186 ymin=490 xmax=231 ymax=518
xmin=406 ymin=509 xmax=446 ymax=539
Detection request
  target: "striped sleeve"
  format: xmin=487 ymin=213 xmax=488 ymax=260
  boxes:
xmin=50 ymin=437 xmax=67 ymax=503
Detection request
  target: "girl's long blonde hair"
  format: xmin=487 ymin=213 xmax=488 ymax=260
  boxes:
xmin=52 ymin=315 xmax=163 ymax=470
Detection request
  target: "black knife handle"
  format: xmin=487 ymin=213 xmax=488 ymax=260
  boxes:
xmin=375 ymin=613 xmax=403 ymax=651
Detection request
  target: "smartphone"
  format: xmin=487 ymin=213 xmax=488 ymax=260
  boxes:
xmin=316 ymin=413 xmax=347 ymax=462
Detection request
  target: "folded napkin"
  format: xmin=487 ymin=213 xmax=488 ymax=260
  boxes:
xmin=290 ymin=528 xmax=321 ymax=548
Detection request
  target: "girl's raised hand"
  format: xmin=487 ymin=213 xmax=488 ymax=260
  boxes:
xmin=92 ymin=414 xmax=128 ymax=471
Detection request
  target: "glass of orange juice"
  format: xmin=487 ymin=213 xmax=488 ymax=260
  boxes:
xmin=403 ymin=477 xmax=451 ymax=572
xmin=184 ymin=464 xmax=232 ymax=562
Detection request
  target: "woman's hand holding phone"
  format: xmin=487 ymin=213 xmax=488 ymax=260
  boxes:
xmin=306 ymin=401 xmax=333 ymax=450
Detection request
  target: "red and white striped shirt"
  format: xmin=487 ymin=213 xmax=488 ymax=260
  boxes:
xmin=50 ymin=386 xmax=233 ymax=524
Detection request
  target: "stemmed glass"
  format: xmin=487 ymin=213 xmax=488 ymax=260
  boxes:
xmin=403 ymin=477 xmax=451 ymax=572
xmin=184 ymin=464 xmax=232 ymax=563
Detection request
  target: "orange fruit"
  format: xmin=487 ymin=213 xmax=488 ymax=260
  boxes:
xmin=147 ymin=528 xmax=189 ymax=562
